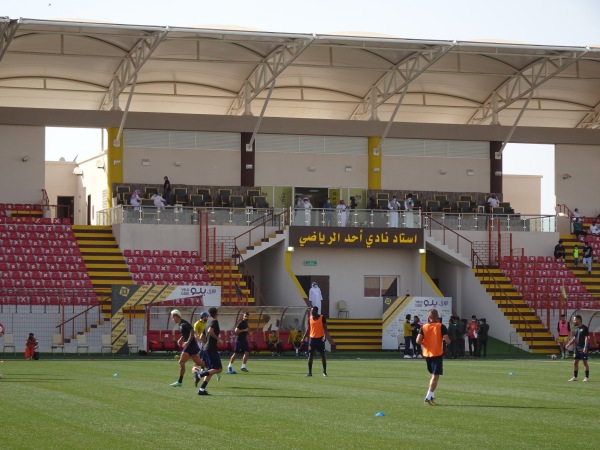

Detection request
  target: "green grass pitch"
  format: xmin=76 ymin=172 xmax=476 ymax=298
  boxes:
xmin=1 ymin=354 xmax=597 ymax=449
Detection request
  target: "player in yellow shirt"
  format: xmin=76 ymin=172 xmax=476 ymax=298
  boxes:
xmin=192 ymin=311 xmax=209 ymax=384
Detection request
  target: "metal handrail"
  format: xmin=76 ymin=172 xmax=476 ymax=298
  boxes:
xmin=426 ymin=215 xmax=535 ymax=349
xmin=234 ymin=209 xmax=290 ymax=256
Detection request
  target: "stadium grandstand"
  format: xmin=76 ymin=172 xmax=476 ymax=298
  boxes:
xmin=1 ymin=18 xmax=600 ymax=356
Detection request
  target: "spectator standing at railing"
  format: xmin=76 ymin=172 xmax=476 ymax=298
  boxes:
xmin=323 ymin=198 xmax=334 ymax=226
xmin=388 ymin=195 xmax=401 ymax=228
xmin=336 ymin=199 xmax=348 ymax=227
xmin=582 ymin=241 xmax=593 ymax=274
xmin=572 ymin=208 xmax=582 ymax=218
xmin=302 ymin=197 xmax=313 ymax=226
xmin=404 ymin=194 xmax=415 ymax=228
xmin=163 ymin=176 xmax=172 ymax=206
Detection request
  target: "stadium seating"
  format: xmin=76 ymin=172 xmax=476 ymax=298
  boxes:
xmin=0 ymin=219 xmax=95 ymax=294
xmin=500 ymin=255 xmax=592 ymax=310
xmin=123 ymin=249 xmax=209 ymax=286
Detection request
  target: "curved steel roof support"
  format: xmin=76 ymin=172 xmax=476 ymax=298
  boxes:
xmin=497 ymin=88 xmax=535 ymax=157
xmin=350 ymin=44 xmax=454 ymax=121
xmin=100 ymin=28 xmax=169 ymax=111
xmin=577 ymin=101 xmax=600 ymax=129
xmin=468 ymin=51 xmax=588 ymax=125
xmin=0 ymin=19 xmax=19 ymax=63
xmin=227 ymin=37 xmax=315 ymax=116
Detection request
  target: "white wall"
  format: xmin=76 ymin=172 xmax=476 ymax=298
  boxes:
xmin=76 ymin=154 xmax=109 ymax=225
xmin=555 ymin=144 xmax=600 ymax=217
xmin=45 ymin=161 xmax=78 ymax=216
xmin=381 ymin=155 xmax=490 ymax=192
xmin=0 ymin=125 xmax=45 ymax=204
xmin=503 ymin=174 xmax=542 ymax=215
xmin=123 ymin=147 xmax=240 ymax=186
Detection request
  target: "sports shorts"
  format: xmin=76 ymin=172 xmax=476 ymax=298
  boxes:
xmin=426 ymin=355 xmax=444 ymax=375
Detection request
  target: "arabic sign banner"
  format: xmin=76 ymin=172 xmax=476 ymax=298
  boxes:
xmin=289 ymin=226 xmax=423 ymax=249
xmin=381 ymin=295 xmax=452 ymax=350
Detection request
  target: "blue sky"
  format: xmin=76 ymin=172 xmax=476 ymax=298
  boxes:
xmin=11 ymin=0 xmax=596 ymax=214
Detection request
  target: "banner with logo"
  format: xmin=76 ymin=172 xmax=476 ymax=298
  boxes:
xmin=382 ymin=295 xmax=452 ymax=350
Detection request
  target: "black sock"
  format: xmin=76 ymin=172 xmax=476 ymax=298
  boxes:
xmin=574 ymin=370 xmax=578 ymax=378
xmin=585 ymin=371 xmax=589 ymax=378
xmin=308 ymin=361 xmax=313 ymax=374
xmin=178 ymin=375 xmax=183 ymax=383
xmin=200 ymin=381 xmax=208 ymax=389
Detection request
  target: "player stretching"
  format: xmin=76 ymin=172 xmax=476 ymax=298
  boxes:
xmin=416 ymin=308 xmax=451 ymax=405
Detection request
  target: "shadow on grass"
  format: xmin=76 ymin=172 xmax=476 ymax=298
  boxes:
xmin=438 ymin=404 xmax=575 ymax=410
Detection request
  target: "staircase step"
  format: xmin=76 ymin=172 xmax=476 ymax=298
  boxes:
xmin=473 ymin=269 xmax=558 ymax=353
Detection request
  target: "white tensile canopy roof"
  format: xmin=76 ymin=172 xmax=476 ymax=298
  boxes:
xmin=1 ymin=17 xmax=599 ymax=129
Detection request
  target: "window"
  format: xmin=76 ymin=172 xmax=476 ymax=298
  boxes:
xmin=364 ymin=276 xmax=399 ymax=297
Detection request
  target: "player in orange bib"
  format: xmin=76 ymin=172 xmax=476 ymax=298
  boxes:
xmin=416 ymin=309 xmax=450 ymax=405
xmin=303 ymin=306 xmax=328 ymax=377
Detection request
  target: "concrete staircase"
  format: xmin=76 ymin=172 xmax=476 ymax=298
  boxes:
xmin=327 ymin=319 xmax=382 ymax=351
xmin=204 ymin=260 xmax=254 ymax=305
xmin=473 ymin=267 xmax=558 ymax=353
xmin=559 ymin=233 xmax=600 ymax=301
xmin=235 ymin=228 xmax=287 ymax=260
xmin=72 ymin=225 xmax=133 ymax=318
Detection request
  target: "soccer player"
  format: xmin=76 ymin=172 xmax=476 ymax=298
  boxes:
xmin=197 ymin=307 xmax=223 ymax=395
xmin=416 ymin=308 xmax=451 ymax=405
xmin=169 ymin=309 xmax=203 ymax=387
xmin=192 ymin=311 xmax=209 ymax=374
xmin=227 ymin=311 xmax=251 ymax=374
xmin=565 ymin=314 xmax=590 ymax=382
xmin=557 ymin=314 xmax=571 ymax=359
xmin=303 ymin=306 xmax=327 ymax=377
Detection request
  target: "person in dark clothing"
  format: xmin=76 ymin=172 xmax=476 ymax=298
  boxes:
xmin=197 ymin=307 xmax=224 ymax=395
xmin=411 ymin=316 xmax=422 ymax=358
xmin=169 ymin=309 xmax=203 ymax=387
xmin=476 ymin=318 xmax=490 ymax=357
xmin=566 ymin=315 xmax=590 ymax=382
xmin=163 ymin=176 xmax=172 ymax=206
xmin=447 ymin=316 xmax=459 ymax=359
xmin=553 ymin=240 xmax=565 ymax=262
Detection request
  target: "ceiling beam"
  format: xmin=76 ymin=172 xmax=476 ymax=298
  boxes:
xmin=0 ymin=19 xmax=19 ymax=63
xmin=99 ymin=28 xmax=169 ymax=111
xmin=349 ymin=44 xmax=454 ymax=121
xmin=468 ymin=51 xmax=588 ymax=125
xmin=576 ymin=100 xmax=600 ymax=129
xmin=227 ymin=37 xmax=314 ymax=116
